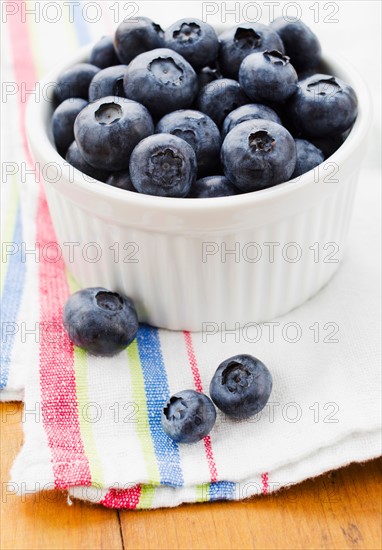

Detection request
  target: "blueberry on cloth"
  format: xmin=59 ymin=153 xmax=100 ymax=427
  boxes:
xmin=63 ymin=287 xmax=139 ymax=357
xmin=162 ymin=390 xmax=217 ymax=443
xmin=210 ymin=354 xmax=273 ymax=419
xmin=74 ymin=96 xmax=154 ymax=171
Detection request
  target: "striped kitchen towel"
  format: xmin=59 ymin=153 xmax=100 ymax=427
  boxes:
xmin=2 ymin=2 xmax=381 ymax=509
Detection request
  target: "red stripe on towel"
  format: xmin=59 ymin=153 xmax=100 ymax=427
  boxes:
xmin=5 ymin=1 xmax=33 ymax=166
xmin=184 ymin=331 xmax=218 ymax=483
xmin=37 ymin=197 xmax=92 ymax=487
xmin=100 ymin=485 xmax=142 ymax=509
xmin=7 ymin=1 xmax=91 ymax=488
xmin=261 ymin=472 xmax=269 ymax=495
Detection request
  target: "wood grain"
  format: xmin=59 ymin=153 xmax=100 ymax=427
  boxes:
xmin=1 ymin=402 xmax=380 ymax=550
xmin=0 ymin=403 xmax=122 ymax=550
xmin=119 ymin=460 xmax=381 ymax=550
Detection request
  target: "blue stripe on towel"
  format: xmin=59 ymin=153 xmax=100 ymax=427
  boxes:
xmin=1 ymin=206 xmax=25 ymax=389
xmin=137 ymin=325 xmax=184 ymax=487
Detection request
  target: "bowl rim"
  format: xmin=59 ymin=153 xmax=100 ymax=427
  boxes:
xmin=27 ymin=41 xmax=372 ymax=215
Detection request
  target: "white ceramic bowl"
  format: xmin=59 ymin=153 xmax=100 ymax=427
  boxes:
xmin=26 ymin=40 xmax=371 ymax=331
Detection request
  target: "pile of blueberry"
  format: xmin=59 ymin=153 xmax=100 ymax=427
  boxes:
xmin=63 ymin=288 xmax=272 ymax=443
xmin=53 ymin=16 xmax=358 ymax=198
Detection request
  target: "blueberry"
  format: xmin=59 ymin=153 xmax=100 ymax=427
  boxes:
xmin=190 ymin=176 xmax=238 ymax=198
xmin=197 ymin=65 xmax=222 ymax=89
xmin=197 ymin=78 xmax=249 ymax=128
xmin=221 ymin=119 xmax=296 ymax=192
xmin=209 ymin=355 xmax=272 ymax=419
xmin=88 ymin=65 xmax=128 ymax=102
xmin=288 ymin=74 xmax=358 ymax=137
xmin=66 ymin=141 xmax=109 ymax=182
xmin=63 ymin=287 xmax=138 ymax=357
xmin=162 ymin=390 xmax=216 ymax=443
xmin=164 ymin=18 xmax=219 ymax=70
xmin=129 ymin=134 xmax=196 ymax=198
xmin=239 ymin=50 xmax=298 ymax=103
xmin=89 ymin=35 xmax=120 ymax=69
xmin=52 ymin=98 xmax=88 ymax=158
xmin=309 ymin=133 xmax=346 ymax=160
xmin=106 ymin=170 xmax=136 ymax=192
xmin=298 ymin=69 xmax=320 ymax=82
xmin=292 ymin=138 xmax=324 ymax=177
xmin=222 ymin=103 xmax=282 ymax=138
xmin=218 ymin=23 xmax=284 ymax=80
xmin=74 ymin=96 xmax=154 ymax=171
xmin=114 ymin=16 xmax=164 ymax=64
xmin=156 ymin=109 xmax=221 ymax=176
xmin=55 ymin=63 xmax=100 ymax=104
xmin=270 ymin=18 xmax=321 ymax=73
xmin=124 ymin=48 xmax=198 ymax=117
xmin=273 ymin=100 xmax=299 ymax=137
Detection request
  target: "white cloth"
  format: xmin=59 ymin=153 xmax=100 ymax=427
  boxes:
xmin=10 ymin=169 xmax=382 ymax=507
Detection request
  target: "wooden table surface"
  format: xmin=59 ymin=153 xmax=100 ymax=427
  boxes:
xmin=1 ymin=402 xmax=381 ymax=550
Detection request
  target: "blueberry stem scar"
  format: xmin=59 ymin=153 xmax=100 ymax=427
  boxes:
xmin=248 ymin=130 xmax=276 ymax=152
xmin=95 ymin=291 xmax=123 ymax=311
xmin=95 ymin=102 xmax=122 ymax=125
